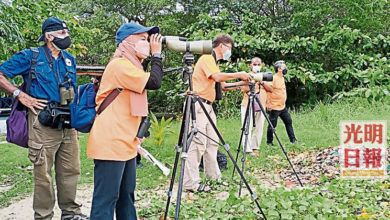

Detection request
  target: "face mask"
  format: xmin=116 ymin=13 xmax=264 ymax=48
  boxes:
xmin=124 ymin=40 xmax=150 ymax=59
xmin=282 ymin=69 xmax=288 ymax=75
xmin=253 ymin=65 xmax=262 ymax=73
xmin=51 ymin=36 xmax=71 ymax=50
xmin=223 ymin=49 xmax=231 ymax=60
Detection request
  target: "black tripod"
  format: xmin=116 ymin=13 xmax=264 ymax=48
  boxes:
xmin=163 ymin=53 xmax=267 ymax=219
xmin=231 ymin=81 xmax=260 ymax=197
xmin=230 ymin=81 xmax=304 ymax=191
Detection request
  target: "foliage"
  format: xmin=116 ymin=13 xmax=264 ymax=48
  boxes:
xmin=289 ymin=0 xmax=390 ymax=37
xmin=1 ymin=0 xmax=389 ymax=115
xmin=60 ymin=0 xmax=188 ymax=65
xmin=140 ymin=179 xmax=390 ymax=219
xmin=185 ymin=7 xmax=390 ymax=112
xmin=149 ymin=112 xmax=174 ymax=147
xmin=0 ymin=0 xmax=99 ymax=63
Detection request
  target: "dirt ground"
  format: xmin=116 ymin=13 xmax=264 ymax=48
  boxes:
xmin=0 ymin=179 xmax=279 ymax=220
xmin=0 ymin=185 xmax=94 ymax=220
xmin=1 ymin=147 xmax=357 ymax=219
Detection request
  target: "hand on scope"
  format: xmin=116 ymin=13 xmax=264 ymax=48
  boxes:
xmin=250 ymin=73 xmax=263 ymax=82
xmin=238 ymin=71 xmax=252 ymax=81
xmin=150 ymin=34 xmax=162 ymax=55
xmin=138 ymin=137 xmax=145 ymax=145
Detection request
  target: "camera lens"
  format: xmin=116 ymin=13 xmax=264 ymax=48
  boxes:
xmin=262 ymin=72 xmax=273 ymax=81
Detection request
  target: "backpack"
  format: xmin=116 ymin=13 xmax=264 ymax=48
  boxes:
xmin=69 ymin=80 xmax=122 ymax=133
xmin=199 ymin=150 xmax=228 ymax=171
xmin=6 ymin=47 xmax=39 ymax=148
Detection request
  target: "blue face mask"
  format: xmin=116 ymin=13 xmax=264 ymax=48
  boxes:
xmin=223 ymin=49 xmax=231 ymax=60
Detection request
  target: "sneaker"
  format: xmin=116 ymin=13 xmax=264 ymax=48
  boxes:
xmin=266 ymin=142 xmax=274 ymax=146
xmin=61 ymin=213 xmax=89 ymax=220
xmin=61 ymin=214 xmax=74 ymax=220
xmin=291 ymin=139 xmax=303 ymax=145
xmin=136 ymin=162 xmax=144 ymax=168
xmin=73 ymin=213 xmax=89 ymax=220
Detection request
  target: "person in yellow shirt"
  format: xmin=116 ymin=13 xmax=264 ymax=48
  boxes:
xmin=266 ymin=60 xmax=297 ymax=145
xmin=240 ymin=57 xmax=272 ymax=155
xmin=87 ymin=22 xmax=163 ymax=219
xmin=183 ymin=34 xmax=252 ymax=192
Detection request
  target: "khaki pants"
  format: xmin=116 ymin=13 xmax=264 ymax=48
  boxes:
xmin=240 ymin=106 xmax=266 ymax=152
xmin=183 ymin=102 xmax=221 ymax=190
xmin=27 ymin=110 xmax=81 ymax=220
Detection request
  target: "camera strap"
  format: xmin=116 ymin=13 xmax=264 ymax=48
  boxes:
xmin=96 ymin=88 xmax=123 ymax=115
xmin=212 ymin=51 xmax=222 ymax=101
xmin=43 ymin=45 xmax=62 ymax=87
xmin=42 ymin=45 xmax=54 ymax=69
xmin=26 ymin=47 xmax=40 ymax=94
xmin=43 ymin=45 xmax=72 ymax=87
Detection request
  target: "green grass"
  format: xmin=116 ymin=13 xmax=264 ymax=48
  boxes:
xmin=1 ymin=97 xmax=389 ymax=218
xmin=0 ymin=134 xmax=95 ymax=207
xmin=0 ymin=143 xmax=33 ymax=207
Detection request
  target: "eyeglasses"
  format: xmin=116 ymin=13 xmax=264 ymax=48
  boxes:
xmin=48 ymin=29 xmax=70 ymax=36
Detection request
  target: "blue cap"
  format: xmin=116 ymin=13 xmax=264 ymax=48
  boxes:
xmin=116 ymin=22 xmax=160 ymax=46
xmin=37 ymin=17 xmax=69 ymax=43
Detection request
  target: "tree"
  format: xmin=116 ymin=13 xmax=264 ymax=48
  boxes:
xmin=0 ymin=0 xmax=98 ymax=62
xmin=60 ymin=0 xmax=179 ymax=64
xmin=289 ymin=0 xmax=390 ymax=37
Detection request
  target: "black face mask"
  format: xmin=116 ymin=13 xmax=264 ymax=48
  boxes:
xmin=52 ymin=36 xmax=71 ymax=50
xmin=282 ymin=69 xmax=288 ymax=75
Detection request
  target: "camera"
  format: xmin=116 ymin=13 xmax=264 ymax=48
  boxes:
xmin=250 ymin=72 xmax=273 ymax=82
xmin=137 ymin=116 xmax=151 ymax=138
xmin=148 ymin=36 xmax=187 ymax=44
xmin=151 ymin=35 xmax=212 ymax=55
xmin=162 ymin=36 xmax=187 ymax=44
xmin=165 ymin=40 xmax=212 ymax=54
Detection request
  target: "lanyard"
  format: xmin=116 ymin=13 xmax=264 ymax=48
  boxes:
xmin=42 ymin=45 xmax=71 ymax=87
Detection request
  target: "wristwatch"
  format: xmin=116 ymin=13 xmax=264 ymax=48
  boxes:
xmin=152 ymin=53 xmax=162 ymax=59
xmin=13 ymin=89 xmax=21 ymax=99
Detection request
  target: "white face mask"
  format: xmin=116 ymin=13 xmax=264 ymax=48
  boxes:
xmin=252 ymin=65 xmax=262 ymax=73
xmin=223 ymin=49 xmax=231 ymax=60
xmin=124 ymin=40 xmax=150 ymax=59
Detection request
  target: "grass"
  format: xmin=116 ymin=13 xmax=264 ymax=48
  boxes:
xmin=0 ymin=97 xmax=389 ymax=218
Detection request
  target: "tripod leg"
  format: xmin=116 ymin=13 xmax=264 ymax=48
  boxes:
xmin=164 ymin=96 xmax=191 ymax=220
xmin=252 ymin=97 xmax=256 ymax=128
xmin=163 ymin=146 xmax=180 ymax=219
xmin=253 ymin=95 xmax=304 ymax=187
xmin=232 ymin=101 xmax=251 ymax=178
xmin=174 ymin=95 xmax=198 ymax=219
xmin=196 ymin=99 xmax=267 ymax=219
xmin=239 ymin=98 xmax=252 ymax=197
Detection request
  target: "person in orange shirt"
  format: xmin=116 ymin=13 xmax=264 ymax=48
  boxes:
xmin=240 ymin=57 xmax=273 ymax=155
xmin=266 ymin=60 xmax=297 ymax=145
xmin=87 ymin=22 xmax=163 ymax=219
xmin=183 ymin=34 xmax=251 ymax=192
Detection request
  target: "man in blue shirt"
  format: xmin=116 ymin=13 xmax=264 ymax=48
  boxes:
xmin=0 ymin=17 xmax=88 ymax=220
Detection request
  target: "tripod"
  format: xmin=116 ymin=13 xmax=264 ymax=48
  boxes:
xmin=164 ymin=52 xmax=267 ymax=219
xmin=231 ymin=81 xmax=260 ymax=197
xmin=231 ymin=81 xmax=304 ymax=191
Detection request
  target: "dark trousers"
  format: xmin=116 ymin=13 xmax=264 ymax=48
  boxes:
xmin=267 ymin=108 xmax=296 ymax=143
xmin=90 ymin=158 xmax=137 ymax=220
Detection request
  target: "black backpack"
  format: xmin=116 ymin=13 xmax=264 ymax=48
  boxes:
xmin=199 ymin=150 xmax=228 ymax=171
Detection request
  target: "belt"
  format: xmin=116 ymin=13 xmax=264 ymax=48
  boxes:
xmin=198 ymin=97 xmax=212 ymax=105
